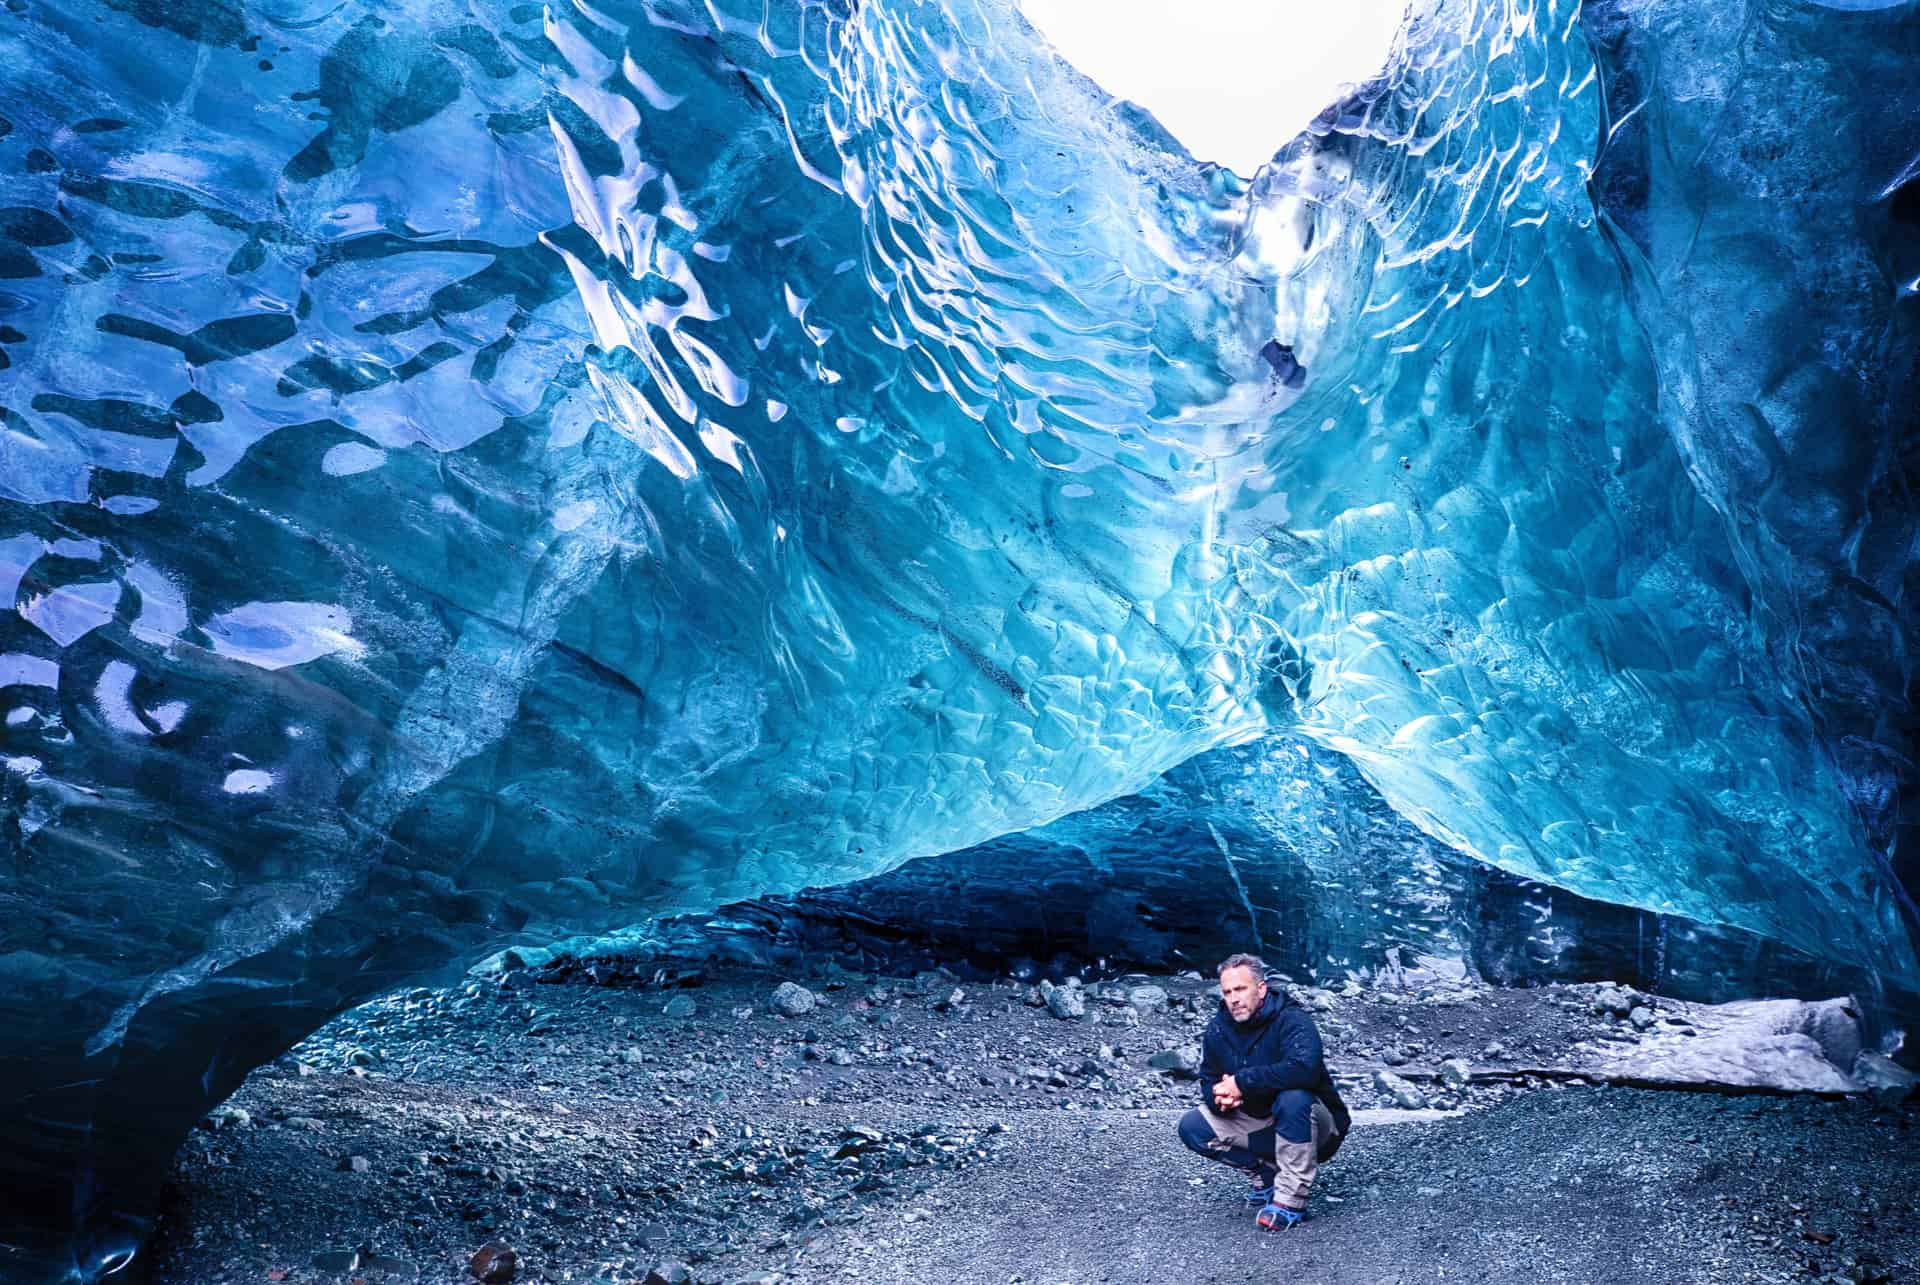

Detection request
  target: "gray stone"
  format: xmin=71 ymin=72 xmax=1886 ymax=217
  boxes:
xmin=338 ymin=1155 xmax=371 ymax=1174
xmin=769 ymin=982 xmax=816 ymax=1017
xmin=1854 ymin=1051 xmax=1919 ymax=1103
xmin=912 ymin=968 xmax=958 ymax=993
xmin=1381 ymin=1046 xmax=1409 ymax=1067
xmin=469 ymin=948 xmax=529 ymax=976
xmin=1126 ymin=985 xmax=1170 ymax=1014
xmin=662 ymin=995 xmax=698 ymax=1019
xmin=621 ymin=1047 xmax=646 ymax=1066
xmin=1590 ymin=984 xmax=1640 ymax=1017
xmin=1629 ymin=1005 xmax=1656 ymax=1030
xmin=1804 ymin=998 xmax=1864 ymax=1069
xmin=1437 ymin=1058 xmax=1472 ymax=1089
xmin=1581 ymin=996 xmax=1864 ymax=1092
xmin=1045 ymin=985 xmax=1086 ymax=1021
xmin=643 ymin=1262 xmax=695 ymax=1285
xmin=1373 ymin=1070 xmax=1427 ymax=1110
xmin=1147 ymin=1046 xmax=1202 ymax=1077
xmin=204 ymin=1105 xmax=250 ymax=1130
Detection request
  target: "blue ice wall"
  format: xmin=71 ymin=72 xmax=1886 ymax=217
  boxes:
xmin=1 ymin=0 xmax=1917 ymax=1277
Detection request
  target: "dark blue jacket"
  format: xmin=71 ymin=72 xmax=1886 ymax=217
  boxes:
xmin=1200 ymin=990 xmax=1351 ymax=1147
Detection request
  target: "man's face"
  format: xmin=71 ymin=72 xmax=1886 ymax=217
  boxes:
xmin=1219 ymin=965 xmax=1267 ymax=1022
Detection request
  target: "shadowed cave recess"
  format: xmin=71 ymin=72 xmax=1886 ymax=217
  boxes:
xmin=1 ymin=0 xmax=1919 ymax=1277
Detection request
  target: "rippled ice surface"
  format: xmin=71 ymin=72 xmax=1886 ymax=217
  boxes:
xmin=1 ymin=0 xmax=1918 ymax=1276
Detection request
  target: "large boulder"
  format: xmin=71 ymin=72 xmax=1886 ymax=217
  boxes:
xmin=1578 ymin=998 xmax=1865 ymax=1093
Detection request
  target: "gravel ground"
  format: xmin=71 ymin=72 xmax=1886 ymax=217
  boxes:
xmin=146 ymin=965 xmax=1920 ymax=1285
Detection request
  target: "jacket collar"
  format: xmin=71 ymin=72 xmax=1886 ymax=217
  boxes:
xmin=1217 ymin=988 xmax=1287 ymax=1031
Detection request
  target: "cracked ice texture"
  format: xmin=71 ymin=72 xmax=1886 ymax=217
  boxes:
xmin=0 ymin=0 xmax=1917 ymax=1277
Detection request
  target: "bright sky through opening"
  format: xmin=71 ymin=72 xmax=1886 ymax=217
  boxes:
xmin=1017 ymin=0 xmax=1409 ymax=176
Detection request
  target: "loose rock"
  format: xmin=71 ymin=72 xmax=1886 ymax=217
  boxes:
xmin=769 ymin=982 xmax=816 ymax=1018
xmin=1148 ymin=1046 xmax=1201 ymax=1077
xmin=1854 ymin=1051 xmax=1919 ymax=1103
xmin=1127 ymin=985 xmax=1170 ymax=1014
xmin=1374 ymin=1070 xmax=1427 ymax=1110
xmin=469 ymin=1240 xmax=518 ymax=1283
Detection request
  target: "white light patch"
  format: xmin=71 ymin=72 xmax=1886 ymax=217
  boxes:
xmin=222 ymin=768 xmax=275 ymax=795
xmin=322 ymin=442 xmax=388 ymax=477
xmin=95 ymin=661 xmax=149 ymax=736
xmin=698 ymin=420 xmax=746 ymax=473
xmin=19 ymin=580 xmax=122 ymax=647
xmin=1018 ymin=0 xmax=1408 ymax=175
xmin=553 ymin=500 xmax=598 ymax=532
xmin=204 ymin=602 xmax=363 ymax=671
xmin=0 ymin=653 xmax=58 ymax=689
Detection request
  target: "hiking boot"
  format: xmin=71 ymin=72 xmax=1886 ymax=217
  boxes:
xmin=1243 ymin=1169 xmax=1277 ymax=1204
xmin=1256 ymin=1202 xmax=1304 ymax=1232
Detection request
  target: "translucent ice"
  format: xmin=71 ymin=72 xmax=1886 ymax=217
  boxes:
xmin=0 ymin=0 xmax=1917 ymax=1277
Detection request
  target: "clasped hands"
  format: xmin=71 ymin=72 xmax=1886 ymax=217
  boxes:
xmin=1212 ymin=1073 xmax=1244 ymax=1112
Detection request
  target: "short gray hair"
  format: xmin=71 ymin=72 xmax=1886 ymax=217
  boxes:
xmin=1216 ymin=953 xmax=1268 ymax=980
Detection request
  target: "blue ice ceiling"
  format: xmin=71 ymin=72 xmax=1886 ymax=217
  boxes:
xmin=1 ymin=0 xmax=1918 ymax=1277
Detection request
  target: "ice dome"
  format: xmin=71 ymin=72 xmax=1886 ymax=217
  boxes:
xmin=0 ymin=0 xmax=1916 ymax=1276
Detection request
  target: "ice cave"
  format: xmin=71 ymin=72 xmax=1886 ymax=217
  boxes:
xmin=0 ymin=0 xmax=1917 ymax=1279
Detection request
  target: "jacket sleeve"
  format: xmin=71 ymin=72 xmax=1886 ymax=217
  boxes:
xmin=1198 ymin=1020 xmax=1229 ymax=1111
xmin=1234 ymin=1010 xmax=1323 ymax=1094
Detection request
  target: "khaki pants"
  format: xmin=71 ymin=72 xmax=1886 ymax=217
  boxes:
xmin=1180 ymin=1093 xmax=1339 ymax=1211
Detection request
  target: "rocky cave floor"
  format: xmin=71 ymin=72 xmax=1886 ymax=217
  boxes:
xmin=148 ymin=963 xmax=1920 ymax=1285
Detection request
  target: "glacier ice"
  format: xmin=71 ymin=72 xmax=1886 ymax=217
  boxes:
xmin=635 ymin=731 xmax=1884 ymax=1006
xmin=0 ymin=0 xmax=1917 ymax=1276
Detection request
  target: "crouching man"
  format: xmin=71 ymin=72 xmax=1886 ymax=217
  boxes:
xmin=1176 ymin=953 xmax=1351 ymax=1230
